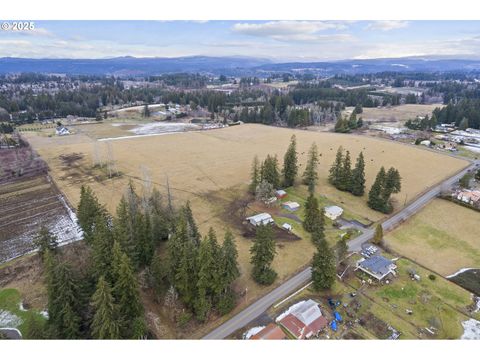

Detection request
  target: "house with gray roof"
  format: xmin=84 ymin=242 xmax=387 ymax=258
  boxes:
xmin=356 ymin=255 xmax=397 ymax=281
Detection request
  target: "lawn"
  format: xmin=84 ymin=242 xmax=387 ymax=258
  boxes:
xmin=0 ymin=288 xmax=47 ymax=339
xmin=359 ymin=258 xmax=478 ymax=339
xmin=385 ymin=198 xmax=480 ymax=276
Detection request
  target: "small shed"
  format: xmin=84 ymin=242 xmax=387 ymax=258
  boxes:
xmin=282 ymin=223 xmax=292 ymax=232
xmin=275 ymin=190 xmax=287 ymax=199
xmin=282 ymin=201 xmax=300 ymax=211
xmin=324 ymin=205 xmax=343 ymax=220
xmin=246 ymin=213 xmax=274 ymax=227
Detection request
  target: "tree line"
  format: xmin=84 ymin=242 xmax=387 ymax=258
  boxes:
xmin=33 ymin=181 xmax=241 ymax=338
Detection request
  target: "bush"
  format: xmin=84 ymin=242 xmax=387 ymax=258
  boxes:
xmin=428 ymin=274 xmax=436 ymax=281
xmin=217 ymin=291 xmax=236 ymax=316
xmin=253 ymin=268 xmax=277 ymax=286
xmin=177 ymin=311 xmax=192 ymax=327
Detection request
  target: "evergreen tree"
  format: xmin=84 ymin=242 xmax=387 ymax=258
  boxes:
xmin=168 ymin=215 xmax=198 ymax=309
xmin=91 ymin=214 xmax=114 ymax=281
xmin=336 ymin=236 xmax=348 ymax=263
xmin=250 ymin=224 xmax=277 ymax=285
xmin=303 ymin=193 xmax=323 ymax=234
xmin=34 ymin=226 xmax=58 ymax=260
xmin=249 ymin=155 xmax=260 ymax=195
xmin=77 ymin=185 xmax=104 ymax=244
xmin=311 ymin=239 xmax=336 ymax=291
xmin=368 ymin=167 xmax=387 ymax=213
xmin=47 ymin=260 xmax=82 ymax=339
xmin=282 ymin=135 xmax=298 ymax=187
xmin=328 ymin=147 xmax=343 ymax=187
xmin=114 ymin=253 xmax=144 ymax=338
xmin=261 ymin=154 xmax=280 ymax=189
xmin=216 ymin=230 xmax=240 ymax=315
xmin=194 ymin=229 xmax=219 ymax=321
xmin=351 ymin=152 xmax=366 ymax=196
xmin=338 ymin=150 xmax=352 ymax=191
xmin=459 ymin=117 xmax=469 ymax=130
xmin=91 ymin=276 xmax=120 ymax=339
xmin=182 ymin=201 xmax=201 ymax=246
xmin=310 ymin=208 xmax=326 ymax=249
xmin=302 ymin=142 xmax=319 ymax=194
xmin=142 ymin=104 xmax=150 ymax=118
xmin=373 ymin=224 xmax=383 ymax=245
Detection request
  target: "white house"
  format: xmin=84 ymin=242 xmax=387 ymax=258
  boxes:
xmin=324 ymin=205 xmax=343 ymax=220
xmin=55 ymin=126 xmax=70 ymax=136
xmin=246 ymin=213 xmax=274 ymax=226
xmin=282 ymin=201 xmax=300 ymax=211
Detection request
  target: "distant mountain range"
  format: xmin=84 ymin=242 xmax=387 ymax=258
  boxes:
xmin=1 ymin=56 xmax=480 ymax=76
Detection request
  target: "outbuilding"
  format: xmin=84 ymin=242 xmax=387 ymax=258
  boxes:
xmin=324 ymin=205 xmax=343 ymax=220
xmin=282 ymin=201 xmax=300 ymax=211
xmin=246 ymin=213 xmax=274 ymax=226
xmin=275 ymin=190 xmax=287 ymax=199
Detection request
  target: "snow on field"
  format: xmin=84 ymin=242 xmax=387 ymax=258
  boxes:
xmin=461 ymin=318 xmax=480 ymax=339
xmin=243 ymin=326 xmax=265 ymax=339
xmin=464 ymin=145 xmax=480 ymax=154
xmin=275 ymin=300 xmax=306 ymax=322
xmin=0 ymin=310 xmax=22 ymax=328
xmin=446 ymin=268 xmax=477 ymax=278
xmin=0 ymin=194 xmax=83 ymax=265
xmin=130 ymin=122 xmax=200 ymax=135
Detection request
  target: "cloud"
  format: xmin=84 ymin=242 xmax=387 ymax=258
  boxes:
xmin=14 ymin=27 xmax=54 ymax=37
xmin=232 ymin=21 xmax=350 ymax=42
xmin=365 ymin=20 xmax=409 ymax=32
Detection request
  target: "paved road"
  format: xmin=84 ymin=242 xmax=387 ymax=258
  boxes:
xmin=203 ymin=160 xmax=480 ymax=339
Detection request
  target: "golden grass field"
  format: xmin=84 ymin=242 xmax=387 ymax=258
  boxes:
xmin=344 ymin=103 xmax=443 ymax=125
xmin=23 ymin=123 xmax=470 ymax=324
xmin=386 ymin=198 xmax=480 ymax=276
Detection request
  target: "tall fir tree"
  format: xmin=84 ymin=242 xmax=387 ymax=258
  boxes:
xmin=350 ymin=152 xmax=366 ymax=196
xmin=338 ymin=150 xmax=352 ymax=191
xmin=216 ymin=230 xmax=240 ymax=315
xmin=47 ymin=261 xmax=82 ymax=339
xmin=249 ymin=155 xmax=260 ymax=195
xmin=282 ymin=135 xmax=298 ymax=187
xmin=373 ymin=224 xmax=384 ymax=245
xmin=77 ymin=185 xmax=104 ymax=244
xmin=34 ymin=226 xmax=58 ymax=260
xmin=250 ymin=224 xmax=277 ymax=285
xmin=261 ymin=154 xmax=280 ymax=189
xmin=311 ymin=239 xmax=336 ymax=291
xmin=303 ymin=193 xmax=323 ymax=234
xmin=368 ymin=166 xmax=387 ymax=213
xmin=114 ymin=253 xmax=145 ymax=338
xmin=302 ymin=142 xmax=319 ymax=194
xmin=182 ymin=201 xmax=201 ymax=246
xmin=328 ymin=147 xmax=343 ymax=187
xmin=91 ymin=276 xmax=120 ymax=339
xmin=91 ymin=214 xmax=114 ymax=281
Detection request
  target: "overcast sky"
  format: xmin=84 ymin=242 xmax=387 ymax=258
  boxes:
xmin=1 ymin=20 xmax=480 ymax=61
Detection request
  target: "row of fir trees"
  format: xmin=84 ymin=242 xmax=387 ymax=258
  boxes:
xmin=328 ymin=146 xmax=366 ymax=196
xmin=36 ymin=180 xmax=240 ymax=339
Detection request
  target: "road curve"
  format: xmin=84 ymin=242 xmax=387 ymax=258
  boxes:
xmin=203 ymin=160 xmax=479 ymax=339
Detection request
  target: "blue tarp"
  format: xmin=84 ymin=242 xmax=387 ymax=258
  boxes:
xmin=330 ymin=320 xmax=337 ymax=331
xmin=334 ymin=311 xmax=342 ymax=322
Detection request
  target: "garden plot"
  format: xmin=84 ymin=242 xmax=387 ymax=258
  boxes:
xmin=0 ymin=175 xmax=83 ymax=264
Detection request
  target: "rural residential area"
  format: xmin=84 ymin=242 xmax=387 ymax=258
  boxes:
xmin=1 ymin=13 xmax=480 ymax=354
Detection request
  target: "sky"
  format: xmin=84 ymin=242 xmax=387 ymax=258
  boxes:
xmin=1 ymin=20 xmax=480 ymax=61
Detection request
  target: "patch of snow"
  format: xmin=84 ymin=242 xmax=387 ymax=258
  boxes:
xmin=0 ymin=310 xmax=23 ymax=328
xmin=19 ymin=302 xmax=27 ymax=312
xmin=464 ymin=146 xmax=480 ymax=154
xmin=98 ymin=132 xmax=184 ymax=142
xmin=461 ymin=318 xmax=480 ymax=339
xmin=275 ymin=300 xmax=306 ymax=322
xmin=243 ymin=326 xmax=265 ymax=339
xmin=40 ymin=310 xmax=49 ymax=319
xmin=129 ymin=122 xmax=200 ymax=135
xmin=0 ymin=327 xmax=23 ymax=339
xmin=446 ymin=268 xmax=477 ymax=279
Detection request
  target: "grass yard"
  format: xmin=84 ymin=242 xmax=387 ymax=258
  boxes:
xmin=0 ymin=288 xmax=47 ymax=339
xmin=344 ymin=103 xmax=442 ymax=125
xmin=385 ymin=198 xmax=480 ymax=276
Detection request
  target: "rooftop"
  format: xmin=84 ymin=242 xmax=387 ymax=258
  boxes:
xmin=358 ymin=255 xmax=395 ymax=278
